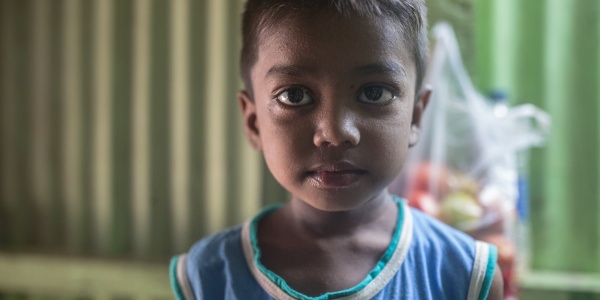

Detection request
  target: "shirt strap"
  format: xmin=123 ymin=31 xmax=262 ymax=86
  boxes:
xmin=170 ymin=254 xmax=195 ymax=300
xmin=467 ymin=241 xmax=498 ymax=300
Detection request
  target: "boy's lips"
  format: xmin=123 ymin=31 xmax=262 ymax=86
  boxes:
xmin=306 ymin=162 xmax=367 ymax=188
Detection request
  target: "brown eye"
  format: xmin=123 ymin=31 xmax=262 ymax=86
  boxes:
xmin=358 ymin=86 xmax=395 ymax=103
xmin=276 ymin=88 xmax=313 ymax=106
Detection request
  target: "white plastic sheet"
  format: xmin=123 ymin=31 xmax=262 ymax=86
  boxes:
xmin=391 ymin=23 xmax=551 ymax=232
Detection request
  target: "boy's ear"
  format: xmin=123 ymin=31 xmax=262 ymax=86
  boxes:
xmin=238 ymin=90 xmax=262 ymax=151
xmin=409 ymin=85 xmax=432 ymax=147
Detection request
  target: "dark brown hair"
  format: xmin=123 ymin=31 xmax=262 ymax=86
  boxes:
xmin=240 ymin=0 xmax=428 ymax=96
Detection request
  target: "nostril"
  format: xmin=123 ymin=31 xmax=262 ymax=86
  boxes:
xmin=313 ymin=110 xmax=361 ymax=148
xmin=313 ymin=127 xmax=360 ymax=148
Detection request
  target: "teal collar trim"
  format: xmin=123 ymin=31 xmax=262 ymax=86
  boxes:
xmin=241 ymin=196 xmax=413 ymax=300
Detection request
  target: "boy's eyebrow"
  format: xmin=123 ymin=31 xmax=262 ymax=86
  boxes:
xmin=266 ymin=65 xmax=316 ymax=78
xmin=265 ymin=62 xmax=406 ymax=78
xmin=354 ymin=62 xmax=406 ymax=77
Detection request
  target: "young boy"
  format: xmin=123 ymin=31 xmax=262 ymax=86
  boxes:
xmin=171 ymin=0 xmax=503 ymax=299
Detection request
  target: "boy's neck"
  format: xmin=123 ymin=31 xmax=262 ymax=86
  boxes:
xmin=286 ymin=190 xmax=397 ymax=238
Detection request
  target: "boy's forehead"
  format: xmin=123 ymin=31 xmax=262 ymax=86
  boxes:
xmin=252 ymin=12 xmax=416 ymax=83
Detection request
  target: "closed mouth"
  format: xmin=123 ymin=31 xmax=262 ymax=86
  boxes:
xmin=308 ymin=161 xmax=366 ymax=173
xmin=305 ymin=162 xmax=367 ymax=188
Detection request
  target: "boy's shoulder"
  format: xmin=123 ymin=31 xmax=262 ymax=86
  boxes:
xmin=409 ymin=205 xmax=476 ymax=248
xmin=171 ymin=225 xmax=267 ymax=299
xmin=186 ymin=225 xmax=244 ymax=268
xmin=397 ymin=204 xmax=497 ymax=299
xmin=407 ymin=205 xmax=482 ymax=269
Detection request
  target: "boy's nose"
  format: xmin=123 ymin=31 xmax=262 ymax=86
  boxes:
xmin=313 ymin=108 xmax=360 ymax=148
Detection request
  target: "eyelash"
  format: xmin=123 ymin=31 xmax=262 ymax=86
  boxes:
xmin=273 ymin=86 xmax=314 ymax=107
xmin=357 ymin=84 xmax=400 ymax=105
xmin=273 ymin=84 xmax=401 ymax=107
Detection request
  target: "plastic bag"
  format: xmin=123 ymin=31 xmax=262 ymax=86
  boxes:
xmin=389 ymin=23 xmax=550 ymax=299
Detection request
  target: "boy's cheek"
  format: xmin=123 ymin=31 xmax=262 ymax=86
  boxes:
xmin=264 ymin=103 xmax=313 ymax=125
xmin=262 ymin=140 xmax=311 ymax=181
xmin=258 ymin=110 xmax=314 ymax=139
xmin=262 ymin=127 xmax=312 ymax=154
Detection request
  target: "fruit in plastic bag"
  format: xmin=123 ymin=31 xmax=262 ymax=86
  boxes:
xmin=440 ymin=191 xmax=483 ymax=229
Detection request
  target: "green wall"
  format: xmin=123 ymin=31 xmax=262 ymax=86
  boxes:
xmin=475 ymin=0 xmax=600 ymax=274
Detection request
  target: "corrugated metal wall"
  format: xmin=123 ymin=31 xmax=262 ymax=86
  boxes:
xmin=475 ymin=0 xmax=600 ymax=274
xmin=0 ymin=0 xmax=288 ymax=263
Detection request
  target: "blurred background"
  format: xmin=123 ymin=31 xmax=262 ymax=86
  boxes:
xmin=0 ymin=0 xmax=599 ymax=299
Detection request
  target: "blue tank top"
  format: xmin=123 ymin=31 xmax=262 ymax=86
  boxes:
xmin=170 ymin=197 xmax=497 ymax=299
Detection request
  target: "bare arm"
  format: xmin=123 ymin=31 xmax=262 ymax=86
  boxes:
xmin=486 ymin=264 xmax=504 ymax=300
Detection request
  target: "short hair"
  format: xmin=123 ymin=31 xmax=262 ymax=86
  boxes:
xmin=240 ymin=0 xmax=428 ymax=97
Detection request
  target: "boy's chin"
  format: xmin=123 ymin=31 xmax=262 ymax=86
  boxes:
xmin=295 ymin=188 xmax=389 ymax=212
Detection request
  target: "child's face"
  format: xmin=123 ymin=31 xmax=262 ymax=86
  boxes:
xmin=240 ymin=12 xmax=429 ymax=211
